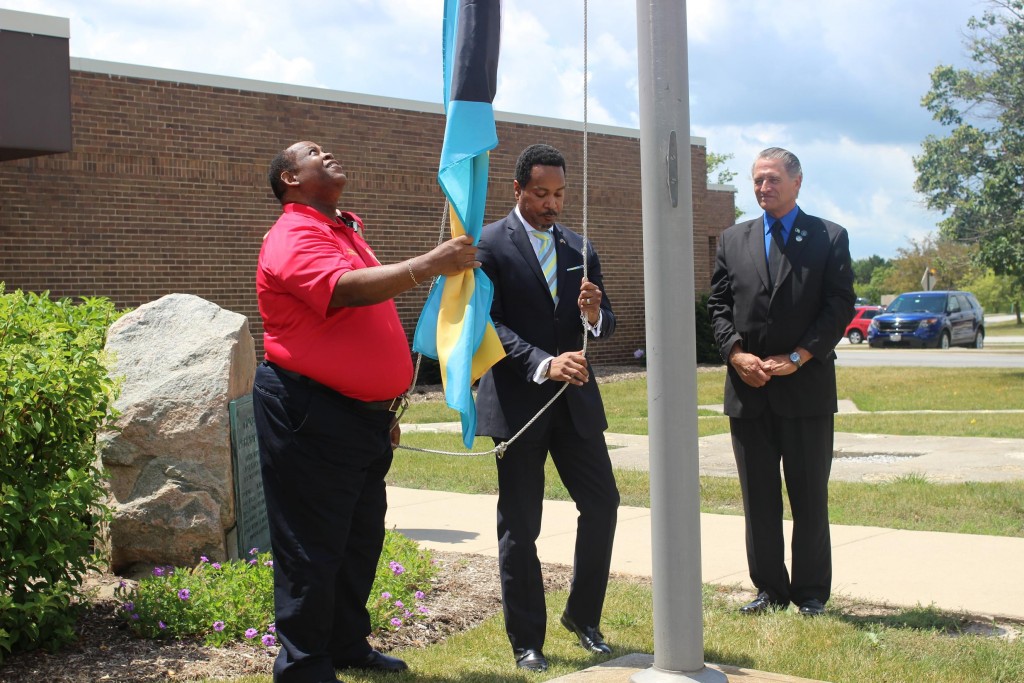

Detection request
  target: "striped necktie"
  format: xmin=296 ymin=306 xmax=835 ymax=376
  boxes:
xmin=531 ymin=229 xmax=558 ymax=302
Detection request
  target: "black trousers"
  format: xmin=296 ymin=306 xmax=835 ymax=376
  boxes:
xmin=253 ymin=363 xmax=395 ymax=683
xmin=493 ymin=398 xmax=619 ymax=653
xmin=730 ymin=412 xmax=834 ymax=605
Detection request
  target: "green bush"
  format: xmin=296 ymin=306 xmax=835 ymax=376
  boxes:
xmin=695 ymin=294 xmax=722 ymax=365
xmin=0 ymin=287 xmax=120 ymax=662
xmin=115 ymin=529 xmax=438 ymax=647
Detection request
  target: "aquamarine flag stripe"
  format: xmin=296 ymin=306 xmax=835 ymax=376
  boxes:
xmin=438 ymin=101 xmax=496 ymax=233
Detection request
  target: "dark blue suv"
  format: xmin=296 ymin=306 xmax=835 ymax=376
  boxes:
xmin=868 ymin=291 xmax=985 ymax=349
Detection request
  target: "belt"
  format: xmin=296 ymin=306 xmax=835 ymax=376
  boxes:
xmin=263 ymin=362 xmax=406 ymax=412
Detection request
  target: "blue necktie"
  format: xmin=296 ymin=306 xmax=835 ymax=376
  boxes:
xmin=531 ymin=229 xmax=557 ymax=302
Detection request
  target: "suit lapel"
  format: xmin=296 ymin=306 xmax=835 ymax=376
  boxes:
xmin=507 ymin=213 xmax=553 ymax=302
xmin=744 ymin=219 xmax=771 ymax=291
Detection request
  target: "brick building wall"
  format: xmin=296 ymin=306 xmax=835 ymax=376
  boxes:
xmin=0 ymin=61 xmax=735 ymax=367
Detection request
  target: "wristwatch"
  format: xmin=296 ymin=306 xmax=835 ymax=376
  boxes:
xmin=789 ymin=351 xmax=802 ymax=368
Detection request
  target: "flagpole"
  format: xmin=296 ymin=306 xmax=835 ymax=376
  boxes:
xmin=631 ymin=0 xmax=725 ymax=681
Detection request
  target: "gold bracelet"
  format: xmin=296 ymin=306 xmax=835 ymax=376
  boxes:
xmin=407 ymin=260 xmax=420 ymax=286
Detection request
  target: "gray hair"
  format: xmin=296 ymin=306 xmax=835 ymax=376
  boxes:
xmin=753 ymin=147 xmax=802 ymax=179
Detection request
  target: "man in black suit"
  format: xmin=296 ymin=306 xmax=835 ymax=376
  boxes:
xmin=707 ymin=147 xmax=855 ymax=618
xmin=476 ymin=144 xmax=620 ymax=672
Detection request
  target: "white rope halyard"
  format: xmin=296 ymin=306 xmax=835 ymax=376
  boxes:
xmin=396 ymin=0 xmax=592 ymax=458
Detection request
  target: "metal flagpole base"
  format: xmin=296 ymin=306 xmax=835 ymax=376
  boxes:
xmin=631 ymin=665 xmax=729 ymax=683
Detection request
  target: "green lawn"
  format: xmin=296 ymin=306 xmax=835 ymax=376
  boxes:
xmin=394 ymin=365 xmax=1024 ymax=536
xmin=224 ymin=582 xmax=1024 ymax=683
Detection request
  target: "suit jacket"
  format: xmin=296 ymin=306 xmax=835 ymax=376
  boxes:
xmin=707 ymin=209 xmax=855 ymax=418
xmin=475 ymin=210 xmax=616 ymax=439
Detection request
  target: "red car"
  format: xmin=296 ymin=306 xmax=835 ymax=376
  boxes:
xmin=845 ymin=305 xmax=883 ymax=344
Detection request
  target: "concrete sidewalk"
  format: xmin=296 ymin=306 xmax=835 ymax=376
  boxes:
xmin=385 ymin=486 xmax=1024 ymax=622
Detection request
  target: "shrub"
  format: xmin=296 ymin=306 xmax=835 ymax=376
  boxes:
xmin=0 ymin=287 xmax=121 ymax=662
xmin=115 ymin=529 xmax=438 ymax=646
xmin=695 ymin=294 xmax=722 ymax=365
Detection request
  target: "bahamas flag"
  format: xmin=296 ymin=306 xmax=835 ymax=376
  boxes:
xmin=413 ymin=0 xmax=505 ymax=447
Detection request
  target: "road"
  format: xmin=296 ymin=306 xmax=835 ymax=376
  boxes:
xmin=836 ymin=345 xmax=1024 ymax=368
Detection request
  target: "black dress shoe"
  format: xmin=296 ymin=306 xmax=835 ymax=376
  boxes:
xmin=560 ymin=612 xmax=612 ymax=654
xmin=798 ymin=599 xmax=826 ymax=616
xmin=336 ymin=649 xmax=408 ymax=673
xmin=739 ymin=592 xmax=788 ymax=615
xmin=514 ymin=648 xmax=549 ymax=672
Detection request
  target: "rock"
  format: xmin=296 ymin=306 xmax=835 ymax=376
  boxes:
xmin=98 ymin=293 xmax=256 ymax=571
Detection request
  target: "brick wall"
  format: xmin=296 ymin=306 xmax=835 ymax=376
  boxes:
xmin=0 ymin=65 xmax=735 ymax=367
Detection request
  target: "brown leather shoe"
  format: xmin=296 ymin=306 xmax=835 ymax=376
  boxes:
xmin=560 ymin=612 xmax=612 ymax=654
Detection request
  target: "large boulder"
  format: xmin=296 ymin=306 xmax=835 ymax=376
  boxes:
xmin=98 ymin=293 xmax=256 ymax=571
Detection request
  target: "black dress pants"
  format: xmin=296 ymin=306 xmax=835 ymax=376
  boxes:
xmin=730 ymin=412 xmax=834 ymax=605
xmin=493 ymin=398 xmax=619 ymax=652
xmin=253 ymin=363 xmax=395 ymax=683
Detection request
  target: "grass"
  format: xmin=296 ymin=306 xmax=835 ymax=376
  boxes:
xmin=985 ymin=319 xmax=1024 ymax=337
xmin=217 ymin=582 xmax=1024 ymax=683
xmin=394 ymin=365 xmax=1024 ymax=536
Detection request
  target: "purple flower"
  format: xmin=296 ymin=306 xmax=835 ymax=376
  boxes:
xmin=381 ymin=591 xmax=392 ymax=600
xmin=249 ymin=547 xmax=259 ymax=556
xmin=418 ymin=606 xmax=429 ymax=614
xmin=390 ymin=618 xmax=402 ymax=628
xmin=200 ymin=556 xmax=209 ymax=563
xmin=121 ymin=602 xmax=134 ymax=612
xmin=118 ymin=580 xmax=127 ymax=588
xmin=152 ymin=566 xmax=165 ymax=577
xmin=245 ymin=628 xmax=258 ymax=639
xmin=415 ymin=591 xmax=425 ymax=600
xmin=268 ymin=623 xmax=276 ymax=633
xmin=404 ymin=610 xmax=413 ymax=618
xmin=131 ymin=613 xmax=140 ymax=620
xmin=177 ymin=589 xmax=191 ymax=601
xmin=249 ymin=559 xmax=258 ymax=566
xmin=634 ymin=348 xmax=645 ymax=360
xmin=262 ymin=634 xmax=276 ymax=647
xmin=158 ymin=621 xmax=167 ymax=630
xmin=264 ymin=560 xmax=274 ymax=567
xmin=395 ymin=600 xmax=404 ymax=609
xmin=388 ymin=561 xmax=405 ymax=575
xmin=213 ymin=621 xmax=225 ymax=632
xmin=211 ymin=562 xmax=222 ymax=570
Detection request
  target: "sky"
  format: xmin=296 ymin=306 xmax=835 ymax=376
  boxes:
xmin=2 ymin=0 xmax=992 ymax=260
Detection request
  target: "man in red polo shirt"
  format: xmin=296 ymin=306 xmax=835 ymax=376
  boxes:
xmin=253 ymin=140 xmax=479 ymax=683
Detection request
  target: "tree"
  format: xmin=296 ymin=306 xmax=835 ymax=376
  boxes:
xmin=852 ymin=255 xmax=889 ymax=286
xmin=871 ymin=235 xmax=984 ymax=299
xmin=706 ymin=151 xmax=743 ymax=219
xmin=914 ymin=0 xmax=1024 ymax=322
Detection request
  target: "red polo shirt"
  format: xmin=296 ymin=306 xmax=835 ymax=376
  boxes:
xmin=256 ymin=203 xmax=413 ymax=401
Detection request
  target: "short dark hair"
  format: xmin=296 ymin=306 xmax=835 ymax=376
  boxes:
xmin=514 ymin=144 xmax=566 ymax=188
xmin=268 ymin=148 xmax=296 ymax=203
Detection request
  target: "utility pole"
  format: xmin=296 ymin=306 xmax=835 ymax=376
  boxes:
xmin=631 ymin=1 xmax=725 ymax=681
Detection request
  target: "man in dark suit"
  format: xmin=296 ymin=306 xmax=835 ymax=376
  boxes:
xmin=476 ymin=144 xmax=620 ymax=673
xmin=707 ymin=147 xmax=855 ymax=618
